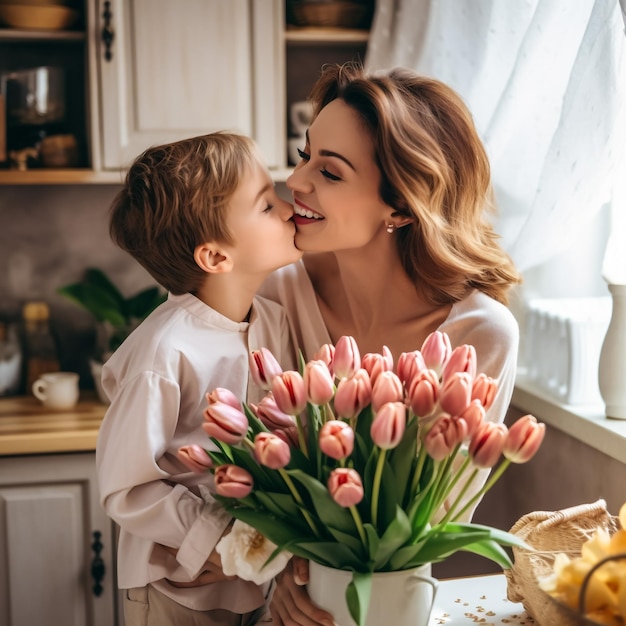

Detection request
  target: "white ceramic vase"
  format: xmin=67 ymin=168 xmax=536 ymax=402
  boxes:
xmin=598 ymin=282 xmax=626 ymax=419
xmin=307 ymin=561 xmax=438 ymax=626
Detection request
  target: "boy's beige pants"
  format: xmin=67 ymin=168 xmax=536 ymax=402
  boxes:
xmin=124 ymin=585 xmax=272 ymax=626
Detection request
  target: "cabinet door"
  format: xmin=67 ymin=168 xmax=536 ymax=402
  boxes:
xmin=94 ymin=0 xmax=284 ymax=170
xmin=0 ymin=453 xmax=117 ymax=626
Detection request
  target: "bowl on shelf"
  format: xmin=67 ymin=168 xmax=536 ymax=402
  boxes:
xmin=0 ymin=4 xmax=78 ymax=31
xmin=287 ymin=1 xmax=374 ymax=29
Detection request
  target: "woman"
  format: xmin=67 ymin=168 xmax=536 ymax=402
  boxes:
xmin=260 ymin=62 xmax=522 ymax=625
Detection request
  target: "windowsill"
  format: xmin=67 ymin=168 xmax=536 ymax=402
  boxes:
xmin=512 ymin=376 xmax=626 ymax=463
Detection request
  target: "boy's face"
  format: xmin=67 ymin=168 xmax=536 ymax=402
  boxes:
xmin=226 ymin=158 xmax=302 ymax=276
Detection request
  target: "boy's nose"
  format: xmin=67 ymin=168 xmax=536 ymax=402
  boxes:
xmin=279 ymin=198 xmax=295 ymax=220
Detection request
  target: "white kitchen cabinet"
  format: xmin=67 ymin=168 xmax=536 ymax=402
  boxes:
xmin=0 ymin=452 xmax=118 ymax=626
xmin=92 ymin=0 xmax=285 ymax=171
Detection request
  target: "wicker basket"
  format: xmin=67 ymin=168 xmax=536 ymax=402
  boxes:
xmin=287 ymin=1 xmax=373 ymax=29
xmin=505 ymin=499 xmax=620 ymax=626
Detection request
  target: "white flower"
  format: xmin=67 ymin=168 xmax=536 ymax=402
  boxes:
xmin=216 ymin=519 xmax=292 ymax=585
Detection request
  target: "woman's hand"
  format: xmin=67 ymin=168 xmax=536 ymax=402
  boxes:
xmin=270 ymin=557 xmax=336 ymax=626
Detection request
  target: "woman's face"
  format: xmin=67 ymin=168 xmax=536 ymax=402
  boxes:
xmin=286 ymin=99 xmax=393 ymax=253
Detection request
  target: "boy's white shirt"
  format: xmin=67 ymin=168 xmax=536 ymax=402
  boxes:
xmin=96 ymin=291 xmax=294 ymax=612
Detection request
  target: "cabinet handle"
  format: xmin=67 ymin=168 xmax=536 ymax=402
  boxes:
xmin=91 ymin=530 xmax=105 ymax=597
xmin=101 ymin=0 xmax=115 ymax=62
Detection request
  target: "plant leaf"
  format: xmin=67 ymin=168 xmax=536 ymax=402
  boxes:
xmin=287 ymin=469 xmax=355 ymax=535
xmin=295 ymin=541 xmax=363 ymax=569
xmin=346 ymin=570 xmax=373 ymax=626
xmin=459 ymin=539 xmax=513 ymax=569
xmin=374 ymin=506 xmax=412 ymax=568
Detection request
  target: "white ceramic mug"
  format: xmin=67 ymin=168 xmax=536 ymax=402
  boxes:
xmin=32 ymin=371 xmax=80 ymax=409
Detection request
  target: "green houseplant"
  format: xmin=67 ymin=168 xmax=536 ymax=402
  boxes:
xmin=58 ymin=268 xmax=166 ymax=402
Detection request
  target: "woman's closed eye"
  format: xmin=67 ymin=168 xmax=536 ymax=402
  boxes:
xmin=297 ymin=148 xmax=342 ymax=181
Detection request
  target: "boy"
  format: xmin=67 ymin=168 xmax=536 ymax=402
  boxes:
xmin=96 ymin=133 xmax=302 ymax=625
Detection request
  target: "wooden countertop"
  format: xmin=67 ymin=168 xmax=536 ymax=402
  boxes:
xmin=0 ymin=394 xmax=107 ymax=456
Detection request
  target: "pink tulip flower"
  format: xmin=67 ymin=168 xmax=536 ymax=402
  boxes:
xmin=396 ymin=350 xmax=427 ymax=386
xmin=420 ymin=331 xmax=452 ymax=377
xmin=319 ymin=420 xmax=355 ymax=460
xmin=439 ymin=372 xmax=473 ymax=416
xmin=206 ymin=387 xmax=242 ymax=411
xmin=423 ymin=415 xmax=469 ymax=461
xmin=273 ymin=425 xmax=300 ymax=448
xmin=504 ymin=414 xmax=546 ymax=463
xmin=468 ymin=422 xmax=508 ymax=468
xmin=327 ymin=468 xmax=364 ymax=507
xmin=371 ymin=401 xmax=407 ymax=449
xmin=249 ymin=348 xmax=283 ymax=391
xmin=332 ymin=336 xmax=361 ymax=380
xmin=371 ymin=370 xmax=404 ymax=412
xmin=472 ymin=373 xmax=498 ymax=410
xmin=362 ymin=346 xmax=394 ymax=386
xmin=304 ymin=360 xmax=335 ymax=406
xmin=253 ymin=392 xmax=296 ymax=430
xmin=408 ymin=369 xmax=439 ymax=417
xmin=333 ymin=369 xmax=372 ymax=419
xmin=203 ymin=402 xmax=249 ymax=444
xmin=459 ymin=399 xmax=486 ymax=437
xmin=442 ymin=344 xmax=477 ymax=383
xmin=271 ymin=371 xmax=307 ymax=415
xmin=254 ymin=432 xmax=291 ymax=469
xmin=177 ymin=444 xmax=213 ymax=473
xmin=313 ymin=343 xmax=335 ymax=376
xmin=214 ymin=465 xmax=254 ymax=498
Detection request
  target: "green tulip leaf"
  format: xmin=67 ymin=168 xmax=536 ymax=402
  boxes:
xmin=460 ymin=539 xmax=513 ymax=569
xmin=346 ymin=570 xmax=373 ymax=626
xmin=374 ymin=507 xmax=412 ymax=567
xmin=287 ymin=469 xmax=355 ymax=534
xmin=295 ymin=541 xmax=363 ymax=569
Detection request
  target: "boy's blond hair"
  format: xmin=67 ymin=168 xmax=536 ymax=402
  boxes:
xmin=109 ymin=132 xmax=259 ymax=294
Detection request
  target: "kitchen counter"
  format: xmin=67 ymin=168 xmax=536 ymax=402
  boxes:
xmin=0 ymin=394 xmax=106 ymax=456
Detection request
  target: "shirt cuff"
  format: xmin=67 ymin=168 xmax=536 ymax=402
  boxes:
xmin=176 ymin=488 xmax=232 ymax=578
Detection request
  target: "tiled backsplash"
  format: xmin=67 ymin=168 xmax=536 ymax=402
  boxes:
xmin=0 ymin=184 xmax=156 ymax=390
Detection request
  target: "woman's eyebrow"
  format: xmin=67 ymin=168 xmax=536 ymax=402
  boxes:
xmin=306 ymin=129 xmax=356 ymax=171
xmin=319 ymin=150 xmax=356 ymax=171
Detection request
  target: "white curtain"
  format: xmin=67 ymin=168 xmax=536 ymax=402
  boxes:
xmin=365 ymin=0 xmax=626 ymax=277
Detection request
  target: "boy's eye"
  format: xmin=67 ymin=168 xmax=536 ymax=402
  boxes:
xmin=321 ymin=169 xmax=341 ymax=181
xmin=263 ymin=203 xmax=274 ymax=213
xmin=297 ymin=148 xmax=310 ymax=161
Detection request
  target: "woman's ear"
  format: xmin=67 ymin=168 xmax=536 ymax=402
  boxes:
xmin=194 ymin=243 xmax=233 ymax=274
xmin=388 ymin=212 xmax=414 ymax=230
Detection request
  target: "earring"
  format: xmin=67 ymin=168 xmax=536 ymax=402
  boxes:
xmin=386 ymin=223 xmax=395 ymax=234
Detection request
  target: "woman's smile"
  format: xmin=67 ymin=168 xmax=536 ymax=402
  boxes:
xmin=294 ymin=200 xmax=324 ymax=225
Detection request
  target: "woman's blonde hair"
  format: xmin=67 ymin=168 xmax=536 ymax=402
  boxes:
xmin=109 ymin=132 xmax=259 ymax=294
xmin=309 ymin=62 xmax=522 ymax=305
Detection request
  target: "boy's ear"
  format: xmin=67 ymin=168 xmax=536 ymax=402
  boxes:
xmin=194 ymin=242 xmax=233 ymax=274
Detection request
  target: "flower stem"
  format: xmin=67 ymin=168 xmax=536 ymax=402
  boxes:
xmin=432 ymin=452 xmax=471 ymax=515
xmin=295 ymin=413 xmax=309 ymax=458
xmin=408 ymin=442 xmax=427 ymax=499
xmin=371 ymin=449 xmax=387 ymax=527
xmin=450 ymin=458 xmax=511 ymax=523
xmin=349 ymin=505 xmax=367 ymax=546
xmin=279 ymin=468 xmax=320 ymax=536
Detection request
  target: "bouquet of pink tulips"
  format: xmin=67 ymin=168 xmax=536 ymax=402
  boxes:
xmin=178 ymin=332 xmax=545 ymax=626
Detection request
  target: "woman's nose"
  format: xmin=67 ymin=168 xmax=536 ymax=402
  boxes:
xmin=286 ymin=164 xmax=312 ymax=194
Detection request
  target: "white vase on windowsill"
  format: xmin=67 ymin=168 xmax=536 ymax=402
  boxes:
xmin=598 ymin=282 xmax=626 ymax=419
